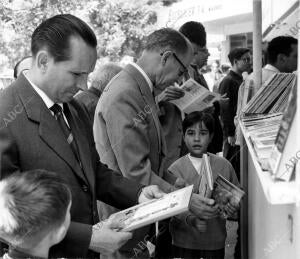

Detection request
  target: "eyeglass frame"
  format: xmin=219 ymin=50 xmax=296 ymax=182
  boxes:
xmin=160 ymin=51 xmax=189 ymax=78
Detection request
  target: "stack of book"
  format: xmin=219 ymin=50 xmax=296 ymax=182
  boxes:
xmin=241 ymin=113 xmax=283 ymax=169
xmin=242 ymin=73 xmax=296 ymax=115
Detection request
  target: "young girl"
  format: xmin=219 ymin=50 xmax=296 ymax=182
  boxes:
xmin=169 ymin=111 xmax=239 ymax=259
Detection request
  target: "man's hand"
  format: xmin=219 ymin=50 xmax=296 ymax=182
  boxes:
xmin=89 ymin=218 xmax=133 ymax=255
xmin=228 ymin=136 xmax=236 ymax=146
xmin=138 ymin=185 xmax=165 ymax=203
xmin=157 ymin=85 xmax=184 ymax=103
xmin=189 ymin=193 xmax=219 ymax=220
xmin=174 ymin=177 xmax=187 ymax=189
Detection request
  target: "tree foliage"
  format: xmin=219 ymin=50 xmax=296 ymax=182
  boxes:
xmin=0 ymin=0 xmax=173 ymax=72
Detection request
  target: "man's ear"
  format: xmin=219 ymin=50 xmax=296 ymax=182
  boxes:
xmin=36 ymin=51 xmax=50 ymax=73
xmin=160 ymin=50 xmax=173 ymax=66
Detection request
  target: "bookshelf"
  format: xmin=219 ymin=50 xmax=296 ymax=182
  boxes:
xmin=239 ymin=78 xmax=299 ymax=258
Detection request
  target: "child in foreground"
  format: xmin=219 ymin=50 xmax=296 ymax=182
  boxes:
xmin=0 ymin=169 xmax=72 ymax=259
xmin=169 ymin=111 xmax=239 ymax=259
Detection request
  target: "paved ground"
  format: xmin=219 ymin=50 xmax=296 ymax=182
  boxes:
xmin=225 ymin=220 xmax=238 ymax=259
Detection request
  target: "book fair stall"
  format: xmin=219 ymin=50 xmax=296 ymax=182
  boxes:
xmin=238 ymin=1 xmax=300 ymax=258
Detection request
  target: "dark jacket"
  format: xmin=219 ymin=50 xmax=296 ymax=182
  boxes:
xmin=75 ymin=86 xmax=102 ymax=122
xmin=218 ymin=70 xmax=243 ymax=138
xmin=0 ymin=74 xmax=142 ymax=258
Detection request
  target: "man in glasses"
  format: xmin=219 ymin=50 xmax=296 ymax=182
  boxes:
xmin=94 ymin=28 xmax=219 ymax=258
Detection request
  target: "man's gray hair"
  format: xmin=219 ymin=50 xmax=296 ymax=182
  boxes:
xmin=90 ymin=63 xmax=122 ymax=92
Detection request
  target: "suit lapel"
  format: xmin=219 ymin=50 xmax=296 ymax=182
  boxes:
xmin=16 ymin=75 xmax=88 ymax=184
xmin=123 ymin=64 xmax=164 ymax=154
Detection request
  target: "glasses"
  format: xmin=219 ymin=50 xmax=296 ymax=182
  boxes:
xmin=172 ymin=53 xmax=189 ymax=78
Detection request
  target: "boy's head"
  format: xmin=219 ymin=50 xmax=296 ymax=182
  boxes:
xmin=182 ymin=111 xmax=214 ymax=157
xmin=0 ymin=170 xmax=72 ymax=251
xmin=228 ymin=47 xmax=251 ymax=73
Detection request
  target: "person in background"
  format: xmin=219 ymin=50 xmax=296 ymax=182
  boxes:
xmin=0 ymin=169 xmax=72 ymax=259
xmin=169 ymin=111 xmax=239 ymax=259
xmin=204 ymin=60 xmax=222 ymax=92
xmin=235 ymin=36 xmax=298 ymax=145
xmin=75 ymin=62 xmax=122 ymax=122
xmin=13 ymin=56 xmax=32 ymax=79
xmin=213 ymin=63 xmax=231 ymax=93
xmin=218 ymin=47 xmax=251 ymax=179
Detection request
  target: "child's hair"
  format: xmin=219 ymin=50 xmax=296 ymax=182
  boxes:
xmin=0 ymin=169 xmax=71 ymax=247
xmin=182 ymin=111 xmax=215 ymax=135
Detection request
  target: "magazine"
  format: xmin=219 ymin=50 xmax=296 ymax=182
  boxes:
xmin=198 ymin=154 xmax=214 ymax=198
xmin=113 ymin=185 xmax=193 ymax=232
xmin=269 ymin=82 xmax=297 ymax=181
xmin=170 ymin=78 xmax=220 ymax=113
xmin=212 ymin=175 xmax=245 ymax=219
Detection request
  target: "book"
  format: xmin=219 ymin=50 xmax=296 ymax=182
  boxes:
xmin=198 ymin=154 xmax=214 ymax=198
xmin=170 ymin=78 xmax=220 ymax=113
xmin=113 ymin=185 xmax=193 ymax=232
xmin=269 ymin=82 xmax=297 ymax=181
xmin=242 ymin=73 xmax=296 ymax=115
xmin=212 ymin=175 xmax=245 ymax=219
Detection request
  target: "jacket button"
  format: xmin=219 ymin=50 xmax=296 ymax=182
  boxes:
xmin=82 ymin=185 xmax=88 ymax=192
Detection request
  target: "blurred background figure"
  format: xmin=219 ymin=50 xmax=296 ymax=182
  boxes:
xmin=204 ymin=60 xmax=222 ymax=91
xmin=75 ymin=62 xmax=122 ymax=122
xmin=213 ymin=63 xmax=231 ymax=93
xmin=13 ymin=56 xmax=32 ymax=79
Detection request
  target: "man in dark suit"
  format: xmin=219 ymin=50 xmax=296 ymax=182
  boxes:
xmin=0 ymin=14 xmax=162 ymax=258
xmin=75 ymin=62 xmax=122 ymax=122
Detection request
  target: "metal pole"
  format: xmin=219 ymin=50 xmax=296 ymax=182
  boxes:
xmin=253 ymin=0 xmax=262 ymax=92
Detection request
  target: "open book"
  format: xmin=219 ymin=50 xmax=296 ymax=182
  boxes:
xmin=170 ymin=78 xmax=220 ymax=113
xmin=113 ymin=185 xmax=193 ymax=231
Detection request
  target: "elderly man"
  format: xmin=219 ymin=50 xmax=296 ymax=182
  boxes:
xmin=94 ymin=28 xmax=219 ymax=257
xmin=13 ymin=56 xmax=32 ymax=79
xmin=0 ymin=14 xmax=162 ymax=258
xmin=75 ymin=62 xmax=122 ymax=121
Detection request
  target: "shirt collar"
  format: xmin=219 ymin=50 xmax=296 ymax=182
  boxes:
xmin=23 ymin=72 xmax=62 ymax=110
xmin=129 ymin=62 xmax=153 ymax=92
xmin=264 ymin=64 xmax=280 ymax=73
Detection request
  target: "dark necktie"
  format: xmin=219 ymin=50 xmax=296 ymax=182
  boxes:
xmin=50 ymin=104 xmax=82 ymax=166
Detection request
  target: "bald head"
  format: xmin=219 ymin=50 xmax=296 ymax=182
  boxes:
xmin=90 ymin=63 xmax=122 ymax=92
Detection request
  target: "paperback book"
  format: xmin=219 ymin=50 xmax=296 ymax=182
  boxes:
xmin=170 ymin=78 xmax=220 ymax=113
xmin=113 ymin=185 xmax=193 ymax=231
xmin=212 ymin=174 xmax=245 ymax=219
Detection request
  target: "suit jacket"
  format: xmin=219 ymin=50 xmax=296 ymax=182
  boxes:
xmin=93 ymin=64 xmax=176 ymax=256
xmin=75 ymin=86 xmax=102 ymax=123
xmin=94 ymin=64 xmax=175 ymax=192
xmin=0 ymin=74 xmax=142 ymax=258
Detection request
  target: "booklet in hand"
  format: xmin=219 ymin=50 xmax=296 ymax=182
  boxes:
xmin=170 ymin=78 xmax=220 ymax=113
xmin=114 ymin=185 xmax=193 ymax=232
xmin=212 ymin=174 xmax=245 ymax=219
xmin=198 ymin=154 xmax=214 ymax=198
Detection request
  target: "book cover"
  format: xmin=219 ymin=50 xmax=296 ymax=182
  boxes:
xmin=212 ymin=174 xmax=245 ymax=218
xmin=114 ymin=185 xmax=193 ymax=232
xmin=170 ymin=78 xmax=220 ymax=113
